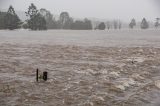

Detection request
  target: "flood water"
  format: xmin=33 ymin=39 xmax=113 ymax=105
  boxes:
xmin=0 ymin=29 xmax=160 ymax=47
xmin=0 ymin=29 xmax=160 ymax=106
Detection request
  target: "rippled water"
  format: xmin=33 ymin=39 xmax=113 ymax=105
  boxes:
xmin=0 ymin=30 xmax=160 ymax=106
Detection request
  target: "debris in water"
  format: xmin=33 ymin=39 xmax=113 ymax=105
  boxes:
xmin=131 ymin=73 xmax=145 ymax=80
xmin=87 ymin=69 xmax=98 ymax=75
xmin=109 ymin=71 xmax=119 ymax=78
xmin=115 ymin=85 xmax=126 ymax=91
xmin=84 ymin=101 xmax=93 ymax=106
xmin=115 ymin=78 xmax=136 ymax=91
xmin=91 ymin=95 xmax=105 ymax=105
xmin=100 ymin=69 xmax=108 ymax=74
xmin=155 ymin=80 xmax=160 ymax=89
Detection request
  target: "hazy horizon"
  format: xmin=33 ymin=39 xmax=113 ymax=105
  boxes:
xmin=0 ymin=0 xmax=160 ymax=22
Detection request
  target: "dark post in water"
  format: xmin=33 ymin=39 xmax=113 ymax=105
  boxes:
xmin=43 ymin=71 xmax=48 ymax=81
xmin=36 ymin=68 xmax=39 ymax=82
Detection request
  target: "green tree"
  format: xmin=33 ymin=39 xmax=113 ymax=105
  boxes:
xmin=0 ymin=11 xmax=6 ymax=29
xmin=129 ymin=18 xmax=136 ymax=29
xmin=4 ymin=6 xmax=21 ymax=30
xmin=25 ymin=3 xmax=47 ymax=30
xmin=22 ymin=22 xmax=28 ymax=29
xmin=40 ymin=8 xmax=57 ymax=29
xmin=25 ymin=3 xmax=38 ymax=18
xmin=141 ymin=18 xmax=149 ymax=29
xmin=71 ymin=20 xmax=84 ymax=30
xmin=84 ymin=18 xmax=92 ymax=30
xmin=70 ymin=19 xmax=92 ymax=30
xmin=98 ymin=22 xmax=106 ymax=30
xmin=59 ymin=12 xmax=73 ymax=29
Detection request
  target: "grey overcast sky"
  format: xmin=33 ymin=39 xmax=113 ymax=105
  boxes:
xmin=0 ymin=0 xmax=160 ymax=21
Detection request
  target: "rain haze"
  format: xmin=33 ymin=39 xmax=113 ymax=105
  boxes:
xmin=1 ymin=0 xmax=160 ymax=106
xmin=0 ymin=0 xmax=160 ymax=21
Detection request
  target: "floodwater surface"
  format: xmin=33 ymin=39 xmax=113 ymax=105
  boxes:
xmin=0 ymin=29 xmax=160 ymax=47
xmin=0 ymin=30 xmax=160 ymax=106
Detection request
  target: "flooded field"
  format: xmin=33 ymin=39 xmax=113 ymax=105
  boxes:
xmin=0 ymin=29 xmax=160 ymax=47
xmin=0 ymin=30 xmax=160 ymax=106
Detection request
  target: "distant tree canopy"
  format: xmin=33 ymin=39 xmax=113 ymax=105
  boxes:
xmin=84 ymin=18 xmax=92 ymax=30
xmin=98 ymin=22 xmax=106 ymax=30
xmin=70 ymin=18 xmax=92 ymax=30
xmin=59 ymin=12 xmax=73 ymax=29
xmin=141 ymin=18 xmax=149 ymax=29
xmin=106 ymin=21 xmax=111 ymax=29
xmin=25 ymin=3 xmax=47 ymax=30
xmin=40 ymin=8 xmax=57 ymax=29
xmin=155 ymin=18 xmax=160 ymax=28
xmin=3 ymin=6 xmax=21 ymax=30
xmin=0 ymin=11 xmax=6 ymax=29
xmin=129 ymin=18 xmax=136 ymax=29
xmin=1 ymin=4 xmax=158 ymax=30
xmin=22 ymin=21 xmax=28 ymax=29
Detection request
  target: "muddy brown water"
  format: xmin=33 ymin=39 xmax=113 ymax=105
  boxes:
xmin=0 ymin=30 xmax=160 ymax=106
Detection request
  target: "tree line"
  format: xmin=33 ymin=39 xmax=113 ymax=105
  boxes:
xmin=0 ymin=3 xmax=160 ymax=30
xmin=0 ymin=4 xmax=92 ymax=30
